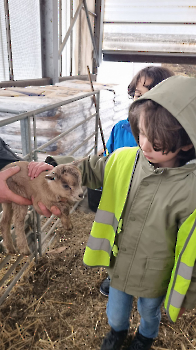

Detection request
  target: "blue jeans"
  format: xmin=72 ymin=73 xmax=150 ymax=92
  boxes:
xmin=106 ymin=286 xmax=165 ymax=339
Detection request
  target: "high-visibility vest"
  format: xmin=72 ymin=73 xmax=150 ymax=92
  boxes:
xmin=83 ymin=147 xmax=139 ymax=267
xmin=83 ymin=146 xmax=196 ymax=323
xmin=164 ymin=209 xmax=196 ymax=322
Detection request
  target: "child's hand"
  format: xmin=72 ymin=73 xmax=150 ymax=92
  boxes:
xmin=28 ymin=161 xmax=53 ymax=180
xmin=177 ymin=307 xmax=186 ymax=319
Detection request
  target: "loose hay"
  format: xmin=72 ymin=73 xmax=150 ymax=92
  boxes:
xmin=0 ymin=209 xmax=196 ymax=349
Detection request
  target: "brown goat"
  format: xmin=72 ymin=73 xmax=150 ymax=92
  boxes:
xmin=0 ymin=161 xmax=83 ymax=255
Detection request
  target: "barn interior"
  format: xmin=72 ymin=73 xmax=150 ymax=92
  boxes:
xmin=0 ymin=1 xmax=196 ymax=349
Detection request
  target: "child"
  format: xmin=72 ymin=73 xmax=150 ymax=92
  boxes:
xmin=105 ymin=66 xmax=174 ymax=155
xmin=83 ymin=75 xmax=196 ymax=350
xmin=29 ymin=75 xmax=196 ymax=350
xmin=100 ymin=65 xmax=174 ymax=298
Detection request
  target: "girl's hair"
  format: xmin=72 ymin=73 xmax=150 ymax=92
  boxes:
xmin=129 ymin=100 xmax=195 ymax=165
xmin=128 ymin=66 xmax=174 ymax=98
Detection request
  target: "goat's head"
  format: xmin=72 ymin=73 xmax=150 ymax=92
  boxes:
xmin=45 ymin=163 xmax=83 ymax=202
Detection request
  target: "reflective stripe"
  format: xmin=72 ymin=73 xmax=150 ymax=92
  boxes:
xmin=95 ymin=209 xmax=118 ymax=232
xmin=178 ymin=262 xmax=193 ymax=280
xmin=170 ymin=289 xmax=184 ymax=309
xmin=87 ymin=235 xmax=112 ymax=254
xmin=165 ymin=214 xmax=196 ymax=322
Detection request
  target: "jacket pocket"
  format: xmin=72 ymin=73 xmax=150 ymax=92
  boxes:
xmin=140 ymin=257 xmax=174 ymax=290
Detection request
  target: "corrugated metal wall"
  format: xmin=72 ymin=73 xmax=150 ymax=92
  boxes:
xmin=103 ymin=0 xmax=196 ymax=54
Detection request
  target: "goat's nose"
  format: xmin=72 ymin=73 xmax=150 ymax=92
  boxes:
xmin=79 ymin=192 xmax=84 ymax=199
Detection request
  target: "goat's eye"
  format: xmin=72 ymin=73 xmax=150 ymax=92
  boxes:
xmin=63 ymin=184 xmax=70 ymax=189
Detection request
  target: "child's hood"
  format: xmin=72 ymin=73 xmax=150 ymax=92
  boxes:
xmin=132 ymin=75 xmax=196 ymax=151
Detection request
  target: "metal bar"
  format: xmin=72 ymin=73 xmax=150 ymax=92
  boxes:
xmin=84 ymin=146 xmax=95 ymax=157
xmin=58 ymin=0 xmax=83 ymax=58
xmin=41 ymin=218 xmax=60 ymax=245
xmin=41 ymin=215 xmax=55 ymax=233
xmin=70 ymin=0 xmax=73 ymax=76
xmin=41 ymin=198 xmax=83 ymax=253
xmin=0 ymin=77 xmax=52 ymax=88
xmin=103 ymin=51 xmax=196 ymax=65
xmin=67 ymin=132 xmax=95 ymax=156
xmin=20 ymin=117 xmax=31 ymax=157
xmin=87 ymin=65 xmax=106 ymax=152
xmin=0 ymin=255 xmax=34 ymax=305
xmin=0 ymin=109 xmax=25 ymax=114
xmin=83 ymin=0 xmax=99 ymax=67
xmin=27 ymin=116 xmax=32 ymax=160
xmin=0 ymin=255 xmax=11 ymax=270
xmin=103 ymin=21 xmax=196 ymax=25
xmin=36 ymin=212 xmax=42 ymax=259
xmin=78 ymin=5 xmax=82 ymax=75
xmin=32 ymin=114 xmax=38 ymax=161
xmin=59 ymin=74 xmax=96 ymax=82
xmin=0 ymin=255 xmax=23 ymax=288
xmin=82 ymin=6 xmax=97 ymax=18
xmin=94 ymin=0 xmax=105 ymax=72
xmin=0 ymin=91 xmax=99 ymax=127
xmin=42 ymin=232 xmax=57 ymax=253
xmin=33 ymin=209 xmax=38 ymax=262
xmin=29 ymin=113 xmax=96 ymax=155
xmin=40 ymin=0 xmax=59 ymax=84
xmin=59 ymin=0 xmax=62 ymax=77
xmin=94 ymin=91 xmax=100 ymax=155
xmin=0 ymin=12 xmax=7 ymax=81
xmin=4 ymin=0 xmax=14 ymax=80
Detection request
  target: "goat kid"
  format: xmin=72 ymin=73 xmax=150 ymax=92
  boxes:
xmin=0 ymin=161 xmax=83 ymax=255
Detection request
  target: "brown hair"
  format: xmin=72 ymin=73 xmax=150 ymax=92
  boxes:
xmin=128 ymin=66 xmax=174 ymax=98
xmin=129 ymin=100 xmax=195 ymax=165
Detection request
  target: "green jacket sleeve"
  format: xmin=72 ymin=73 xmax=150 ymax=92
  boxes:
xmin=45 ymin=154 xmax=109 ymax=190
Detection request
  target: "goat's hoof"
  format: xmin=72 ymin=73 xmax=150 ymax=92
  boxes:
xmin=65 ymin=223 xmax=73 ymax=230
xmin=3 ymin=245 xmax=16 ymax=255
xmin=60 ymin=220 xmax=73 ymax=230
xmin=18 ymin=247 xmax=31 ymax=256
xmin=7 ymin=249 xmax=17 ymax=255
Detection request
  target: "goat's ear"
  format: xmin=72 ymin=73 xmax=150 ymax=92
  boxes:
xmin=45 ymin=174 xmax=55 ymax=180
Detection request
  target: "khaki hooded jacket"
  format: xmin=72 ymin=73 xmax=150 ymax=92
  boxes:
xmin=49 ymin=76 xmax=196 ymax=309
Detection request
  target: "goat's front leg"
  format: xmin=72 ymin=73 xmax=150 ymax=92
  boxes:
xmin=0 ymin=203 xmax=16 ymax=254
xmin=12 ymin=204 xmax=31 ymax=255
xmin=58 ymin=204 xmax=73 ymax=230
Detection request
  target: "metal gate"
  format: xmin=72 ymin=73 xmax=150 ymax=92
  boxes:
xmin=0 ymin=89 xmax=100 ymax=305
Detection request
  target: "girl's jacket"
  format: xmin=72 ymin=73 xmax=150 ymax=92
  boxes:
xmin=105 ymin=119 xmax=137 ymax=154
xmin=48 ymin=76 xmax=196 ymax=310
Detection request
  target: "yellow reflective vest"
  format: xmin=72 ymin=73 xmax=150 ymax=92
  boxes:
xmin=164 ymin=210 xmax=196 ymax=322
xmin=83 ymin=147 xmax=196 ymax=323
xmin=83 ymin=147 xmax=139 ymax=267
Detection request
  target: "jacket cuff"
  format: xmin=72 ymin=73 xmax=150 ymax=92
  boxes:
xmin=45 ymin=156 xmax=58 ymax=167
xmin=45 ymin=155 xmax=75 ymax=166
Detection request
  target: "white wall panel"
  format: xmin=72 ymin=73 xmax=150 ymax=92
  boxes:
xmin=0 ymin=0 xmax=9 ymax=82
xmin=103 ymin=0 xmax=196 ymax=54
xmin=8 ymin=0 xmax=42 ymax=80
xmin=104 ymin=1 xmax=196 ymax=23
